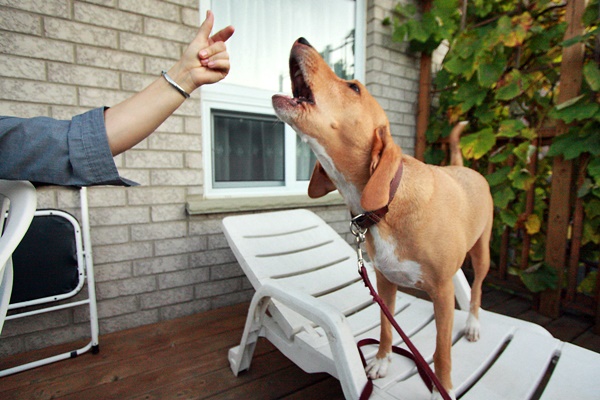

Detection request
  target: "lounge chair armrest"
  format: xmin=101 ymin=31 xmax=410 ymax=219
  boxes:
xmin=252 ymin=279 xmax=368 ymax=400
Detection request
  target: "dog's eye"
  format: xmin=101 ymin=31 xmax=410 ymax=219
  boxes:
xmin=348 ymin=82 xmax=360 ymax=94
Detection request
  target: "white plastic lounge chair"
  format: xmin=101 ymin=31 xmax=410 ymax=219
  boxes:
xmin=0 ymin=180 xmax=37 ymax=335
xmin=223 ymin=209 xmax=600 ymax=400
xmin=0 ymin=186 xmax=99 ymax=377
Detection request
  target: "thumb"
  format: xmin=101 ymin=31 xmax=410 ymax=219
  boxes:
xmin=198 ymin=10 xmax=214 ymax=41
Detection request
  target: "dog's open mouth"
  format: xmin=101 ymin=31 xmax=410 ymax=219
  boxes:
xmin=290 ymin=56 xmax=314 ymax=106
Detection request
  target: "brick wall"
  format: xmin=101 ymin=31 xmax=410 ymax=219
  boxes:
xmin=0 ymin=0 xmax=418 ymax=357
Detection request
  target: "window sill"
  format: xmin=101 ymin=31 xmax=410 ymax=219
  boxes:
xmin=186 ymin=193 xmax=345 ymax=215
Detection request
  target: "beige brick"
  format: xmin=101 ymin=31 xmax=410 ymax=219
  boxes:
xmin=158 ymin=268 xmax=209 ymax=290
xmin=90 ymin=225 xmax=129 ymax=246
xmin=149 ymin=133 xmax=201 ymax=151
xmin=120 ymin=32 xmax=180 ymax=59
xmin=131 ymin=221 xmax=187 ymax=241
xmin=151 ymin=169 xmax=202 ymax=186
xmin=87 ymin=187 xmax=128 ymax=207
xmin=134 ymin=254 xmax=188 ymax=275
xmin=151 ymin=204 xmax=186 ymax=222
xmin=184 ymin=116 xmax=201 ymax=134
xmin=181 ymin=6 xmax=199 ymax=27
xmin=154 ymin=236 xmax=207 ymax=257
xmin=127 ymin=187 xmax=185 ymax=205
xmin=76 ymin=45 xmax=144 ymax=72
xmin=0 ymin=0 xmax=69 ymax=17
xmin=188 ymin=218 xmax=223 ymax=236
xmin=0 ymin=32 xmax=73 ymax=62
xmin=144 ymin=17 xmax=196 ymax=43
xmin=48 ymin=62 xmax=120 ymax=89
xmin=0 ymin=7 xmax=41 ymax=35
xmin=74 ymin=2 xmax=142 ymax=32
xmin=93 ymin=241 xmax=153 ymax=264
xmin=89 ymin=206 xmax=150 ymax=226
xmin=185 ymin=152 xmax=201 ymax=169
xmin=140 ymin=286 xmax=194 ymax=309
xmin=191 ymin=248 xmax=236 ymax=267
xmin=95 ymin=261 xmax=133 ymax=283
xmin=125 ymin=150 xmax=184 ymax=169
xmin=0 ymin=78 xmax=77 ymax=105
xmin=95 ymin=296 xmax=138 ymax=319
xmin=95 ymin=275 xmax=156 ymax=299
xmin=44 ymin=17 xmax=118 ymax=48
xmin=120 ymin=72 xmax=155 ymax=92
xmin=0 ymin=101 xmax=49 ymax=118
xmin=0 ymin=54 xmax=45 ymax=80
xmin=78 ymin=87 xmax=131 ymax=108
xmin=118 ymin=0 xmax=179 ymax=22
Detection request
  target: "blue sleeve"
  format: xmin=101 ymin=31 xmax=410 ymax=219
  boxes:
xmin=0 ymin=108 xmax=137 ymax=187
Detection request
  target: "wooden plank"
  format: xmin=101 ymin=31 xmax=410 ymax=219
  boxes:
xmin=540 ymin=0 xmax=587 ymax=317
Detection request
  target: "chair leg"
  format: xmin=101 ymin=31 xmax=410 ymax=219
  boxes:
xmin=229 ymin=294 xmax=271 ymax=375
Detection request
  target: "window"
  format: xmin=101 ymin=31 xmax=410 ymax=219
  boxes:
xmin=200 ymin=0 xmax=365 ymax=198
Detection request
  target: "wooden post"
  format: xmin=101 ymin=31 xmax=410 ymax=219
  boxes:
xmin=539 ymin=0 xmax=587 ymax=317
xmin=415 ymin=0 xmax=432 ymax=161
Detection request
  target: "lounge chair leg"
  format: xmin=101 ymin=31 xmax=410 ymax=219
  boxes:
xmin=229 ymin=295 xmax=270 ymax=375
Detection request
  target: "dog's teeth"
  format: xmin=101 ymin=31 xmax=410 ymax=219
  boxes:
xmin=294 ymin=69 xmax=302 ymax=78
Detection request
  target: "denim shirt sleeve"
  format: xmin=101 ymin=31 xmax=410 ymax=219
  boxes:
xmin=0 ymin=108 xmax=137 ymax=187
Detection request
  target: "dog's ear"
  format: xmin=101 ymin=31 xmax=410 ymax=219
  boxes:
xmin=308 ymin=161 xmax=337 ymax=198
xmin=361 ymin=126 xmax=402 ymax=211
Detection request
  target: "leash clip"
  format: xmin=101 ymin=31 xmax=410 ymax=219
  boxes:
xmin=350 ymin=215 xmax=368 ymax=273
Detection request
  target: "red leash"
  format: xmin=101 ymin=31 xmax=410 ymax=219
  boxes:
xmin=351 ymin=220 xmax=452 ymax=400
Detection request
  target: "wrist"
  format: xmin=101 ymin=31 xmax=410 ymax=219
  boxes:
xmin=167 ymin=64 xmax=197 ymax=95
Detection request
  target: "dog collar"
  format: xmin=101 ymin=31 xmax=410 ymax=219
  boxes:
xmin=351 ymin=160 xmax=404 ymax=231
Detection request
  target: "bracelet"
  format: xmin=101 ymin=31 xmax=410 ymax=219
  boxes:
xmin=161 ymin=70 xmax=190 ymax=99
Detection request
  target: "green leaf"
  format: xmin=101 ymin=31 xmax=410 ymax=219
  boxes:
xmin=548 ymin=131 xmax=600 ymax=160
xmin=498 ymin=119 xmax=527 ymax=138
xmin=495 ymin=81 xmax=521 ymax=100
xmin=516 ymin=262 xmax=558 ymax=293
xmin=584 ymin=199 xmax=600 ymax=219
xmin=499 ymin=209 xmax=518 ymax=227
xmin=486 ymin=166 xmax=511 ymax=187
xmin=553 ymin=101 xmax=600 ymax=123
xmin=509 ymin=168 xmax=535 ymax=190
xmin=460 ymin=128 xmax=496 ymax=159
xmin=577 ymin=270 xmax=597 ymax=296
xmin=583 ymin=62 xmax=600 ymax=91
xmin=492 ymin=185 xmax=516 ymax=208
xmin=477 ymin=50 xmax=506 ymax=87
xmin=588 ymin=157 xmax=600 ymax=183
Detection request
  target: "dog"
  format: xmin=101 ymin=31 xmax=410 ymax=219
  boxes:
xmin=272 ymin=38 xmax=494 ymax=399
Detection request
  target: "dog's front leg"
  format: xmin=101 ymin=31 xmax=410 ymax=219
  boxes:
xmin=365 ymin=269 xmax=397 ymax=379
xmin=430 ymin=281 xmax=457 ymax=400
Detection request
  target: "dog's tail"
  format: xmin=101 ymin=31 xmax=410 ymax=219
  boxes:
xmin=448 ymin=121 xmax=468 ymax=167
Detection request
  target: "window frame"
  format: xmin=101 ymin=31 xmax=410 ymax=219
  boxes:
xmin=199 ymin=0 xmax=366 ymax=199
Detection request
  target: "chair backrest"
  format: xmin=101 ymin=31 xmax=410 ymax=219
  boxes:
xmin=0 ymin=180 xmax=37 ymax=334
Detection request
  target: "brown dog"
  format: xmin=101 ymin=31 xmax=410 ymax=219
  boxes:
xmin=272 ymin=38 xmax=493 ymax=399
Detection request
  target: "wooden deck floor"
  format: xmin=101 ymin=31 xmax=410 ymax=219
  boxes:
xmin=1 ymin=285 xmax=599 ymax=400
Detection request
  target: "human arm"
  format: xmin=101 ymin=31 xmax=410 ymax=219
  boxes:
xmin=103 ymin=10 xmax=234 ymax=156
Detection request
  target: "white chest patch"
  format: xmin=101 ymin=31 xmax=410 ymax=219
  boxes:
xmin=371 ymin=227 xmax=422 ymax=288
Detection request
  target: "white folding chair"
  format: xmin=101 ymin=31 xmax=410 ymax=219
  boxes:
xmin=0 ymin=187 xmax=99 ymax=377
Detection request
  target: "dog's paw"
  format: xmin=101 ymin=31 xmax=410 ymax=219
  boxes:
xmin=431 ymin=388 xmax=456 ymax=400
xmin=464 ymin=312 xmax=481 ymax=342
xmin=365 ymin=353 xmax=392 ymax=379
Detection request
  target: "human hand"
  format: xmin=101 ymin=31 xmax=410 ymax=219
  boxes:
xmin=169 ymin=10 xmax=234 ymax=93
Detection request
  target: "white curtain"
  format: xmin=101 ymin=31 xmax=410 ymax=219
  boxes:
xmin=212 ymin=0 xmax=356 ymax=93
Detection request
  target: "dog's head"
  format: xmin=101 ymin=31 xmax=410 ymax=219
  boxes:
xmin=272 ymin=38 xmax=401 ymax=211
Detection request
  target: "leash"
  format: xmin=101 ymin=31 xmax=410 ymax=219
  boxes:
xmin=350 ymin=219 xmax=452 ymax=400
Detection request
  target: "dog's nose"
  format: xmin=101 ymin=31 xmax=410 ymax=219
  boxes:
xmin=297 ymin=37 xmax=313 ymax=48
